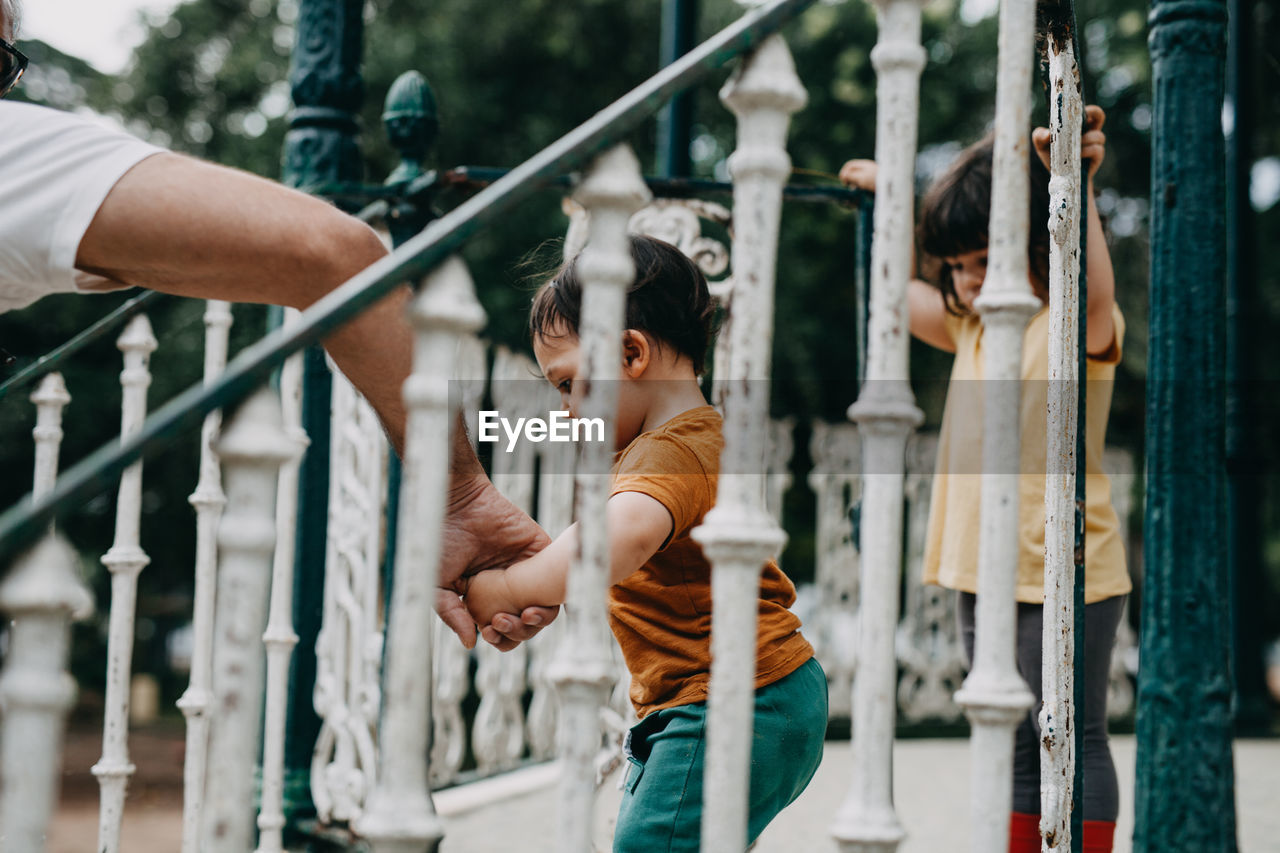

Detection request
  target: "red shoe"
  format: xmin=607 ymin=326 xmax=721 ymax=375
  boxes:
xmin=1082 ymin=820 xmax=1116 ymax=853
xmin=1009 ymin=811 xmax=1040 ymax=853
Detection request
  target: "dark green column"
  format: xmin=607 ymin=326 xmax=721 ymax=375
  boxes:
xmin=656 ymin=0 xmax=698 ymax=177
xmin=278 ymin=0 xmax=367 ymax=834
xmin=1225 ymin=0 xmax=1268 ymax=733
xmin=1136 ymin=0 xmax=1237 ymax=849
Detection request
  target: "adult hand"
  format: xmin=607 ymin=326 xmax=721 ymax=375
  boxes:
xmin=438 ymin=473 xmax=557 ymax=651
xmin=839 ymin=159 xmax=878 ymax=193
xmin=1033 ymin=105 xmax=1106 ymax=179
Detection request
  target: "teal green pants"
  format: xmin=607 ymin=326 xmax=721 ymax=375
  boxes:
xmin=613 ymin=657 xmax=827 ymax=852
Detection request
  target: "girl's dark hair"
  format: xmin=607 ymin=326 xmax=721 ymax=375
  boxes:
xmin=529 ymin=234 xmax=718 ymax=374
xmin=918 ymin=135 xmax=1052 ymax=315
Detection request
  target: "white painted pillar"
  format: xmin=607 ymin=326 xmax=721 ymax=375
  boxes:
xmin=951 ymin=0 xmax=1042 ymax=846
xmin=30 ymin=373 xmax=71 ymax=500
xmin=93 ymin=314 xmax=158 ymax=853
xmin=198 ymin=390 xmax=296 ymax=853
xmin=178 ymin=299 xmax=232 ymax=853
xmin=355 ymin=258 xmax=485 ymax=853
xmin=1041 ymin=29 xmax=1085 ymax=851
xmin=831 ymin=0 xmax=927 ymax=847
xmin=0 ymin=533 xmax=93 ymax=853
xmin=547 ymin=144 xmax=650 ymax=853
xmin=256 ymin=310 xmax=308 ymax=853
xmin=692 ymin=35 xmax=806 ymax=853
xmin=0 ymin=373 xmax=90 ymax=853
xmin=807 ymin=421 xmax=863 ymax=722
xmin=312 ymin=361 xmax=387 ymax=825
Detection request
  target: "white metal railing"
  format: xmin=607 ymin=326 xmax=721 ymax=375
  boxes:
xmin=693 ymin=35 xmax=805 ymax=853
xmin=1042 ymin=25 xmax=1086 ymax=849
xmin=256 ymin=311 xmax=307 ymax=853
xmin=0 ymin=3 xmax=1115 ymax=849
xmin=92 ymin=315 xmax=157 ymax=853
xmin=177 ymin=300 xmax=231 ymax=853
xmin=951 ymin=0 xmax=1044 ymax=848
xmin=198 ymin=390 xmax=295 ymax=853
xmin=833 ymin=0 xmax=927 ymax=846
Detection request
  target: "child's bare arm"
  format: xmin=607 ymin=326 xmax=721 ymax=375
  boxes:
xmin=840 ymin=158 xmax=956 ymax=352
xmin=1034 ymin=105 xmax=1117 ymax=357
xmin=471 ymin=491 xmax=674 ymax=646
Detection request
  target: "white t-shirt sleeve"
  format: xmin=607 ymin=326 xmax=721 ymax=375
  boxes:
xmin=0 ymin=101 xmax=163 ymax=315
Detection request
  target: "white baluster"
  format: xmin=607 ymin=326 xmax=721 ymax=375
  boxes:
xmin=1041 ymin=27 xmax=1085 ymax=849
xmin=896 ymin=433 xmax=967 ymax=724
xmin=693 ymin=35 xmax=805 ymax=853
xmin=311 ymin=366 xmax=385 ymax=825
xmin=548 ymin=144 xmax=650 ymax=853
xmin=198 ymin=389 xmax=295 ymax=853
xmin=765 ymin=417 xmax=795 ymax=526
xmin=950 ymin=0 xmax=1042 ymax=846
xmin=0 ymin=534 xmax=93 ymax=853
xmin=526 ymin=417 xmax=576 ymax=762
xmin=0 ymin=374 xmax=87 ymax=853
xmin=93 ymin=314 xmax=157 ymax=853
xmin=429 ymin=336 xmax=492 ymax=788
xmin=473 ymin=348 xmax=537 ymax=775
xmin=257 ymin=310 xmax=308 ymax=852
xmin=30 ymin=373 xmax=71 ymax=500
xmin=355 ymin=256 xmax=485 ymax=852
xmin=430 ymin=618 xmax=470 ymax=786
xmin=178 ymin=299 xmax=232 ymax=853
xmin=807 ymin=421 xmax=863 ymax=723
xmin=832 ymin=0 xmax=927 ymax=844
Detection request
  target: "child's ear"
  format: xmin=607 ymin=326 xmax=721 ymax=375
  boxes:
xmin=620 ymin=329 xmax=651 ymax=378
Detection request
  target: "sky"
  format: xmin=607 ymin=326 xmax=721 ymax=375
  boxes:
xmin=18 ymin=0 xmax=182 ymax=74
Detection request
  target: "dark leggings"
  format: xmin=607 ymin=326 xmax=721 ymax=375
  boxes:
xmin=957 ymin=591 xmax=1126 ymax=822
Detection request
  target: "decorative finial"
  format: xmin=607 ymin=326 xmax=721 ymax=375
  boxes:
xmin=382 ymin=70 xmax=439 ymax=186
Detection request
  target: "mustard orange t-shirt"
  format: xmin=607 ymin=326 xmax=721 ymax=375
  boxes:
xmin=608 ymin=405 xmax=814 ymax=719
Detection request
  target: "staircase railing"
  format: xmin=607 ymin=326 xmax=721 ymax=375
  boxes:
xmin=0 ymin=1 xmax=829 ymax=850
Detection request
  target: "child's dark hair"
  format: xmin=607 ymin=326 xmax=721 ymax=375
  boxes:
xmin=529 ymin=234 xmax=717 ymax=374
xmin=918 ymin=136 xmax=1052 ymax=315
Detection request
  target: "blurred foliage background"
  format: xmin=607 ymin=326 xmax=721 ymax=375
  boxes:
xmin=1 ymin=0 xmax=1276 ymax=709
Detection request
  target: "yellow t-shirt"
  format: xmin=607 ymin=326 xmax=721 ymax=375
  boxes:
xmin=921 ymin=303 xmax=1132 ymax=604
xmin=609 ymin=405 xmax=814 ymax=719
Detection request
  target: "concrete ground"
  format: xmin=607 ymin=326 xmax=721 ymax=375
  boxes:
xmin=51 ymin=725 xmax=1280 ymax=852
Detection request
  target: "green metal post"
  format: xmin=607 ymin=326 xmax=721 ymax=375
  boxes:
xmin=1225 ymin=0 xmax=1268 ymax=733
xmin=1136 ymin=0 xmax=1237 ymax=848
xmin=656 ymin=0 xmax=698 ymax=177
xmin=278 ymin=0 xmax=367 ymax=837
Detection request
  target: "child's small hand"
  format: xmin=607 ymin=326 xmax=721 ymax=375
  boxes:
xmin=839 ymin=159 xmax=877 ymax=193
xmin=1033 ymin=105 xmax=1107 ymax=180
xmin=462 ymin=569 xmax=523 ymax=630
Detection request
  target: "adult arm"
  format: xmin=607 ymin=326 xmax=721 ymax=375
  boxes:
xmin=76 ymin=152 xmax=555 ymax=647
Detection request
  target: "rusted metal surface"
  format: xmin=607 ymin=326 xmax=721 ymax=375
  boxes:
xmin=950 ymin=0 xmax=1042 ymax=848
xmin=1040 ymin=26 xmax=1084 ymax=851
xmin=832 ymin=0 xmax=926 ymax=848
xmin=92 ymin=315 xmax=158 ymax=853
xmin=547 ymin=144 xmax=650 ymax=853
xmin=691 ymin=35 xmax=804 ymax=853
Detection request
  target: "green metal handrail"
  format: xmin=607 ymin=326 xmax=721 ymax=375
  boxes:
xmin=0 ymin=290 xmax=164 ymax=404
xmin=444 ymin=166 xmax=874 ymax=207
xmin=0 ymin=0 xmax=819 ymax=567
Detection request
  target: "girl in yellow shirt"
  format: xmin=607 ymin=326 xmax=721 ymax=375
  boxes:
xmin=841 ymin=106 xmax=1128 ymax=853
